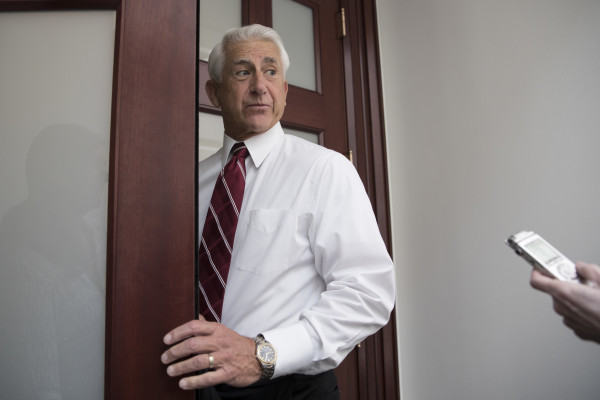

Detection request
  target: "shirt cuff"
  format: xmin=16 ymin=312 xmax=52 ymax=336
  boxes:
xmin=261 ymin=321 xmax=314 ymax=378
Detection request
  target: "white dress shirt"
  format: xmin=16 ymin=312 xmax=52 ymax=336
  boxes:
xmin=198 ymin=122 xmax=395 ymax=378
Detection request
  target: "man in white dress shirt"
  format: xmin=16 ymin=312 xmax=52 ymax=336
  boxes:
xmin=161 ymin=24 xmax=395 ymax=399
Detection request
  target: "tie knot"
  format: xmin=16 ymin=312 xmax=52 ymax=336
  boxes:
xmin=231 ymin=142 xmax=249 ymax=160
xmin=224 ymin=142 xmax=249 ymax=175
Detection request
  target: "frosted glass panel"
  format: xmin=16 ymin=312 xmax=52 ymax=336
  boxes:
xmin=273 ymin=0 xmax=317 ymax=91
xmin=284 ymin=127 xmax=320 ymax=144
xmin=0 ymin=11 xmax=115 ymax=399
xmin=199 ymin=0 xmax=242 ymax=61
xmin=199 ymin=112 xmax=225 ymax=161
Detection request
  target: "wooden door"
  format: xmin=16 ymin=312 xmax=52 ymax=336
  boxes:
xmin=103 ymin=2 xmax=197 ymax=399
xmin=200 ymin=1 xmax=398 ymax=399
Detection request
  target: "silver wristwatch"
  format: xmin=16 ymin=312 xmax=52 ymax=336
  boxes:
xmin=253 ymin=334 xmax=276 ymax=382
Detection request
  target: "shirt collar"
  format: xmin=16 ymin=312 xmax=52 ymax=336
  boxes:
xmin=222 ymin=122 xmax=284 ymax=168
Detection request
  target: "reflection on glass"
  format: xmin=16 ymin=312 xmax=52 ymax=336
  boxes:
xmin=199 ymin=0 xmax=242 ymax=61
xmin=0 ymin=12 xmax=114 ymax=399
xmin=273 ymin=0 xmax=317 ymax=91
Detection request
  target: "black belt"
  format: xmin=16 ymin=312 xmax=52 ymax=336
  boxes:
xmin=198 ymin=370 xmax=339 ymax=400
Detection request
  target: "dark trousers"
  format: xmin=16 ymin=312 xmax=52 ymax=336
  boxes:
xmin=197 ymin=370 xmax=339 ymax=400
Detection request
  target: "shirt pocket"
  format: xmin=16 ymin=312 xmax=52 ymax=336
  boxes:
xmin=233 ymin=209 xmax=294 ymax=274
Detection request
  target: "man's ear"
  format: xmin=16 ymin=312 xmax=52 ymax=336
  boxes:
xmin=205 ymin=80 xmax=220 ymax=108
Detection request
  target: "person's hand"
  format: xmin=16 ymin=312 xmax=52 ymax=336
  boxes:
xmin=161 ymin=316 xmax=261 ymax=389
xmin=530 ymin=262 xmax=600 ymax=344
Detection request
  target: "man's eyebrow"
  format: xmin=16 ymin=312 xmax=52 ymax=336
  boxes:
xmin=231 ymin=57 xmax=279 ymax=66
xmin=263 ymin=56 xmax=278 ymax=65
xmin=232 ymin=58 xmax=251 ymax=66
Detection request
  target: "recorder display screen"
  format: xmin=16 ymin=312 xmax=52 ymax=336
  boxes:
xmin=525 ymin=238 xmax=560 ymax=264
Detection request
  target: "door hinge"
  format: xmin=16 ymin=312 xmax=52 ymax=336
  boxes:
xmin=337 ymin=8 xmax=347 ymax=38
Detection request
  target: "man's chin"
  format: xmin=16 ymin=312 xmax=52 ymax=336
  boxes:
xmin=228 ymin=126 xmax=274 ymax=141
xmin=245 ymin=120 xmax=276 ymax=135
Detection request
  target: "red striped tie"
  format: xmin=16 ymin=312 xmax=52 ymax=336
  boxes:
xmin=198 ymin=143 xmax=249 ymax=322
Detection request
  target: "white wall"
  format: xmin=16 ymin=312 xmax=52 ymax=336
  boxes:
xmin=377 ymin=1 xmax=600 ymax=399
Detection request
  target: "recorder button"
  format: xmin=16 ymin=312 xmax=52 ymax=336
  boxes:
xmin=557 ymin=263 xmax=577 ymax=280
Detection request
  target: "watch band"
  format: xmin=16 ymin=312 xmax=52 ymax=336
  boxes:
xmin=253 ymin=334 xmax=276 ymax=382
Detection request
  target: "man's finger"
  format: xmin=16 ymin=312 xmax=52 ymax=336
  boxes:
xmin=552 ymin=297 xmax=571 ymax=317
xmin=563 ymin=317 xmax=600 ymax=342
xmin=576 ymin=262 xmax=600 ymax=286
xmin=163 ymin=318 xmax=216 ymax=345
xmin=167 ymin=352 xmax=216 ymax=377
xmin=530 ymin=269 xmax=556 ymax=292
xmin=563 ymin=315 xmax=590 ymax=332
xmin=178 ymin=369 xmax=228 ymax=390
xmin=161 ymin=334 xmax=219 ymax=365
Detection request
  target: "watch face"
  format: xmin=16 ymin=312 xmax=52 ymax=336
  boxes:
xmin=258 ymin=343 xmax=276 ymax=364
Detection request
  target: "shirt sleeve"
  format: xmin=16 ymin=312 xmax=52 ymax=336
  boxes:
xmin=262 ymin=151 xmax=396 ymax=376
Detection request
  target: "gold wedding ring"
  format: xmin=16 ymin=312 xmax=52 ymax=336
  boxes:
xmin=208 ymin=354 xmax=215 ymax=370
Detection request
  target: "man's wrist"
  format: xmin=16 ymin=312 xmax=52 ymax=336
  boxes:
xmin=253 ymin=334 xmax=276 ymax=382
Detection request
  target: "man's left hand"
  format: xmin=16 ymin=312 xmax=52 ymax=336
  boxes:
xmin=161 ymin=316 xmax=262 ymax=389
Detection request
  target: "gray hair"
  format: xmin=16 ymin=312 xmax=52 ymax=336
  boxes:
xmin=207 ymin=24 xmax=290 ymax=84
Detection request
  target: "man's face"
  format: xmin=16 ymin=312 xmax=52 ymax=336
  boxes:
xmin=206 ymin=39 xmax=289 ymax=141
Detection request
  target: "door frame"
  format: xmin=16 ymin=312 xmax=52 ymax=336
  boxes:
xmin=341 ymin=1 xmax=398 ymax=396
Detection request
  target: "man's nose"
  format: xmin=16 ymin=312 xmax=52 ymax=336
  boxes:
xmin=250 ymin=74 xmax=267 ymax=95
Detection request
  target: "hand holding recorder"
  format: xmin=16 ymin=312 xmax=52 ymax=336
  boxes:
xmin=530 ymin=262 xmax=600 ymax=344
xmin=506 ymin=231 xmax=600 ymax=344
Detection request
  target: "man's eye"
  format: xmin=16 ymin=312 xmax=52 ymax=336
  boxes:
xmin=266 ymin=70 xmax=276 ymax=76
xmin=236 ymin=70 xmax=250 ymax=76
